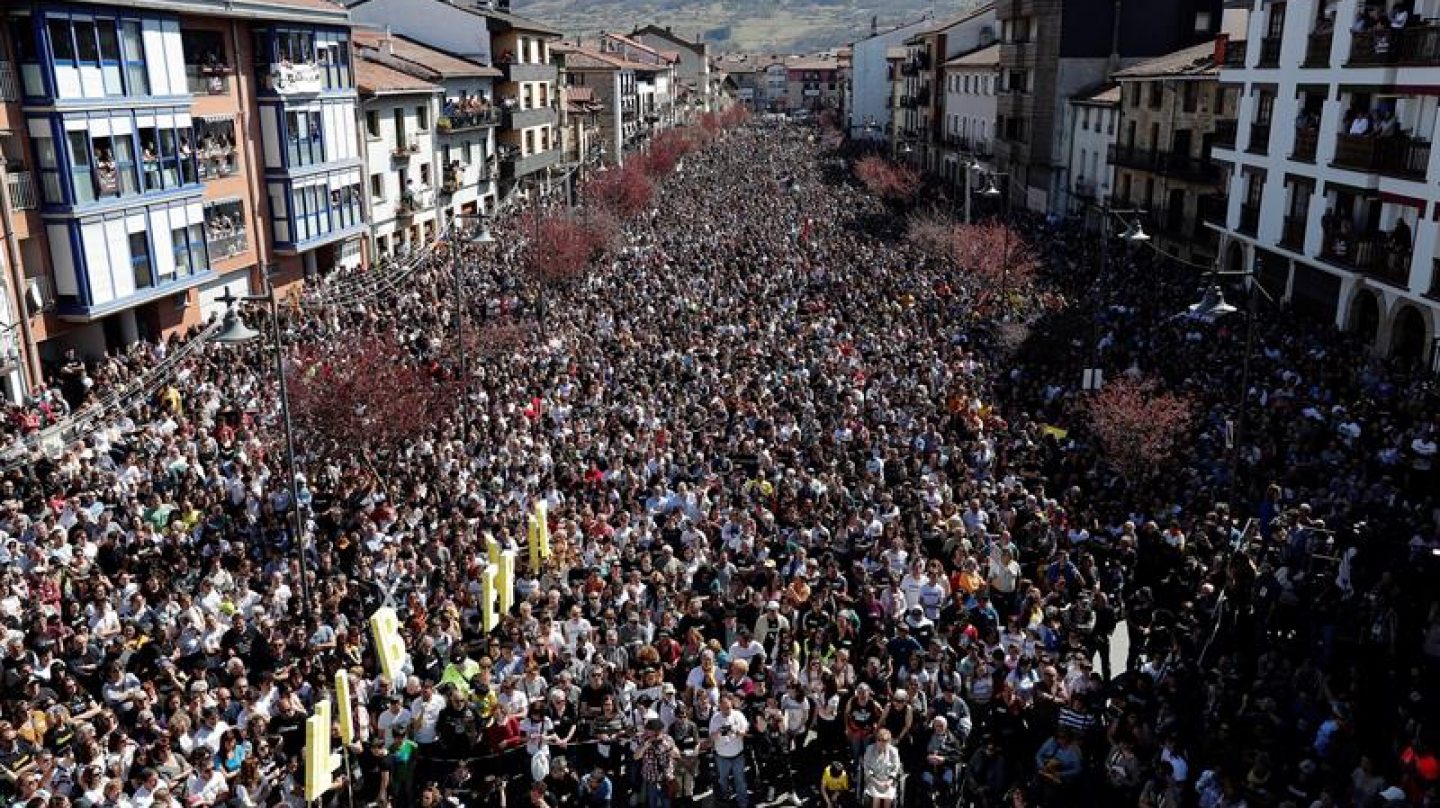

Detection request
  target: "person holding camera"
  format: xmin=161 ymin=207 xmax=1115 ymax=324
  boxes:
xmin=707 ymin=693 xmax=749 ymax=808
xmin=635 ymin=718 xmax=679 ymax=808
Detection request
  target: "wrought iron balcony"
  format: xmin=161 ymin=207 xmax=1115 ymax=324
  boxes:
xmin=1349 ymin=23 xmax=1440 ymax=66
xmin=1332 ymin=133 xmax=1431 ymax=179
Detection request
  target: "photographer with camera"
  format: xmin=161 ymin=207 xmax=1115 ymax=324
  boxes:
xmin=634 ymin=717 xmax=679 ymax=808
xmin=707 ymin=693 xmax=749 ymax=808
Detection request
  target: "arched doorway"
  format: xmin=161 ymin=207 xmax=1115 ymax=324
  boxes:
xmin=1349 ymin=288 xmax=1381 ymax=345
xmin=1390 ymin=304 xmax=1428 ymax=365
xmin=1226 ymin=241 xmax=1244 ymax=275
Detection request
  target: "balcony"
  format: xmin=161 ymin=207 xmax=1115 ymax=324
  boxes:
xmin=1281 ymin=214 xmax=1306 ymax=250
xmin=1248 ymin=122 xmax=1271 ymax=154
xmin=1303 ymin=30 xmax=1334 ymax=67
xmin=499 ymin=59 xmax=553 ymax=84
xmin=1349 ymin=23 xmax=1440 ymax=66
xmin=6 ymin=170 xmax=37 ymax=211
xmin=196 ymin=146 xmax=238 ymax=180
xmin=1238 ymin=202 xmax=1259 ymax=235
xmin=438 ymin=108 xmax=500 ymax=132
xmin=1214 ymin=119 xmax=1238 ymax=149
xmin=1292 ymin=127 xmax=1318 ymax=162
xmin=206 ymin=229 xmax=248 ymax=261
xmin=1332 ymin=134 xmax=1431 ymax=179
xmin=266 ymin=62 xmax=324 ymax=95
xmin=1320 ymin=235 xmax=1409 ymax=286
xmin=0 ymin=62 xmax=18 ymax=103
xmin=500 ymin=147 xmax=560 ymax=180
xmin=1109 ymin=144 xmax=1220 ymax=182
xmin=185 ymin=64 xmax=232 ymax=96
xmin=391 ymin=142 xmax=420 ymax=161
xmin=1257 ymin=36 xmax=1282 ymax=67
xmin=396 ymin=190 xmax=432 ymax=220
xmin=502 ymin=105 xmax=556 ymax=130
xmin=1223 ymin=40 xmax=1248 ymax=68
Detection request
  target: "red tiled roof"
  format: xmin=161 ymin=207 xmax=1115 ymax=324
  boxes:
xmin=356 ymin=58 xmax=440 ymax=94
xmin=354 ymin=30 xmax=502 ymax=78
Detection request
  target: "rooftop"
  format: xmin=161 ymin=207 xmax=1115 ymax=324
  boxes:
xmin=1071 ymin=82 xmax=1121 ymax=106
xmin=355 ymin=57 xmax=441 ymax=94
xmin=915 ymin=2 xmax=996 ymax=38
xmin=555 ymin=42 xmax=654 ymax=72
xmin=1112 ymin=40 xmax=1218 ymax=79
xmin=353 ymin=30 xmax=502 ymax=78
xmin=943 ymin=42 xmax=999 ymax=69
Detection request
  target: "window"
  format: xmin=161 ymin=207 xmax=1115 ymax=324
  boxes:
xmin=366 ymin=110 xmax=380 ymax=139
xmin=97 ymin=21 xmax=122 ymax=95
xmin=420 ymin=162 xmax=431 ymax=185
xmin=194 ymin=118 xmax=238 ymax=180
xmin=370 ymin=173 xmax=384 ymax=199
xmin=130 ymin=232 xmax=153 ymax=289
xmin=417 ymin=106 xmax=429 ymax=131
xmin=49 ymin=20 xmax=75 ymax=63
xmin=285 ymin=110 xmax=324 ymax=167
xmin=35 ymin=135 xmax=62 ymax=204
xmin=67 ymin=131 xmax=95 ymax=204
xmin=1131 ymin=83 xmax=1142 ymax=107
xmin=121 ymin=22 xmax=148 ymax=95
xmin=1082 ymin=108 xmax=1090 ymax=131
xmin=1182 ymin=82 xmax=1198 ymax=114
xmin=1149 ymin=81 xmax=1163 ymax=110
xmin=393 ymin=108 xmax=406 ymax=146
xmin=74 ymin=20 xmax=99 ymax=64
xmin=172 ymin=227 xmax=193 ymax=276
xmin=203 ymin=200 xmax=246 ymax=259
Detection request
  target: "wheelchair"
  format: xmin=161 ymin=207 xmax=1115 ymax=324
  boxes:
xmin=853 ymin=766 xmax=908 ymax=808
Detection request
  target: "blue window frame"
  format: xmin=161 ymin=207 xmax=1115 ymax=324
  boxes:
xmin=120 ymin=21 xmax=148 ymax=96
xmin=285 ymin=110 xmax=325 ymax=168
xmin=129 ymin=231 xmax=153 ymax=290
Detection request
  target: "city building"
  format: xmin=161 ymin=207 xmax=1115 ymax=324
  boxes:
xmin=762 ymin=60 xmax=789 ymax=113
xmin=356 ymin=51 xmax=443 ymax=260
xmin=632 ymin=25 xmax=711 ymax=112
xmin=1107 ymin=41 xmax=1226 ymax=263
xmin=558 ymin=84 xmax=604 ymax=175
xmin=0 ymin=0 xmax=362 ymax=389
xmin=939 ymin=42 xmax=1000 ymax=188
xmin=346 ymin=0 xmax=562 ymax=202
xmin=713 ymin=55 xmax=761 ymax=110
xmin=353 ymin=30 xmax=501 ymax=236
xmin=898 ymin=4 xmax=997 ymax=173
xmin=785 ymin=54 xmax=843 ymax=114
xmin=598 ymin=32 xmax=680 ymax=134
xmin=848 ymin=16 xmax=937 ymax=141
xmin=1209 ymin=0 xmax=1440 ymax=364
xmin=993 ymin=0 xmax=1223 ymax=213
xmin=554 ymin=42 xmax=641 ymax=166
xmin=1060 ymin=83 xmax=1119 ymax=216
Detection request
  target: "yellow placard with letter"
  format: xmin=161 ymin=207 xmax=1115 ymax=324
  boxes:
xmin=368 ymin=607 xmax=408 ymax=681
xmin=334 ymin=670 xmax=354 ymax=746
xmin=304 ymin=698 xmax=341 ymax=802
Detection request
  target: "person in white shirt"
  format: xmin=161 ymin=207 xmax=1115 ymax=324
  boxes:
xmin=708 ymin=693 xmax=750 ymax=808
xmin=408 ymin=679 xmax=444 ymax=747
xmin=183 ymin=750 xmax=229 ymax=806
xmin=191 ymin=709 xmax=230 ymax=753
xmin=375 ymin=696 xmax=412 ymax=745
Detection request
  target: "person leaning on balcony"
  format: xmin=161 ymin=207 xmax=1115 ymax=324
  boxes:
xmin=1388 ymin=218 xmax=1412 ymax=272
xmin=1390 ymin=3 xmax=1410 ymax=28
xmin=1348 ymin=111 xmax=1373 ymax=136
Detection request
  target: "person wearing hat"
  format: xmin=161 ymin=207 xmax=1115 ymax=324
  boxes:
xmin=754 ymin=601 xmax=788 ymax=651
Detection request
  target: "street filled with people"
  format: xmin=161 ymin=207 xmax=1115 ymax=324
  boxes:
xmin=0 ymin=121 xmax=1437 ymax=808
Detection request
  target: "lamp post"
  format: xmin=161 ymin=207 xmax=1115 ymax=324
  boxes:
xmin=1183 ymin=266 xmax=1275 ymax=513
xmin=213 ymin=283 xmax=313 ymax=624
xmin=450 ymin=214 xmax=495 ymax=447
xmin=1082 ymin=202 xmax=1151 ymax=391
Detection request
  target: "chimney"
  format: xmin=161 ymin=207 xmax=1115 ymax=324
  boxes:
xmin=1214 ymin=33 xmax=1228 ymax=67
xmin=382 ymin=25 xmax=394 ymax=56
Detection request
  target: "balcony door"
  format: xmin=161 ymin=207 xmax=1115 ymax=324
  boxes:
xmin=1172 ymin=129 xmax=1192 ymax=159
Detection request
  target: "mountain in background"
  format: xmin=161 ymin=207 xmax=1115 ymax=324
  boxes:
xmin=512 ymin=0 xmax=973 ymax=54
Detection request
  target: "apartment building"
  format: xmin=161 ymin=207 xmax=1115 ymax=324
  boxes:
xmin=848 ymin=17 xmax=937 ymax=142
xmin=1108 ymin=41 xmax=1228 ymax=263
xmin=0 ymin=0 xmax=361 ymax=394
xmin=993 ymin=0 xmax=1223 ymax=213
xmin=898 ymin=5 xmax=997 ymax=174
xmin=938 ymin=42 xmax=999 ymax=187
xmin=1061 ymin=83 xmax=1119 ymax=214
xmin=785 ymin=54 xmax=843 ymax=114
xmin=354 ymin=30 xmax=500 ymax=250
xmin=558 ymin=84 xmax=604 ymax=174
xmin=632 ymin=25 xmax=711 ymax=112
xmin=347 ymin=0 xmax=561 ymax=201
xmin=554 ymin=43 xmax=642 ymax=166
xmin=1210 ymin=0 xmax=1440 ymax=365
xmin=598 ymin=33 xmax=680 ymax=134
xmin=357 ymin=55 xmax=442 ymax=260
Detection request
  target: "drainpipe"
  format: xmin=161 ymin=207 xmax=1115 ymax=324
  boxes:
xmin=0 ymin=155 xmax=38 ymax=398
xmin=234 ymin=21 xmax=273 ymax=292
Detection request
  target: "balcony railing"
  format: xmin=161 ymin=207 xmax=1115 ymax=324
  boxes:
xmin=1223 ymin=40 xmax=1248 ymax=68
xmin=206 ymin=230 xmax=248 ymax=260
xmin=391 ymin=142 xmax=420 ymax=160
xmin=1257 ymin=36 xmax=1282 ymax=66
xmin=1238 ymin=202 xmax=1259 ymax=234
xmin=1214 ymin=119 xmax=1238 ymax=149
xmin=1110 ymin=144 xmax=1220 ymax=182
xmin=1292 ymin=127 xmax=1319 ymax=162
xmin=1304 ymin=30 xmax=1334 ymax=66
xmin=185 ymin=64 xmax=231 ymax=95
xmin=196 ymin=148 xmax=238 ymax=180
xmin=1281 ymin=214 xmax=1306 ymax=249
xmin=6 ymin=171 xmax=37 ymax=211
xmin=267 ymin=62 xmax=323 ymax=95
xmin=1349 ymin=23 xmax=1440 ymax=66
xmin=1332 ymin=134 xmax=1431 ymax=178
xmin=1248 ymin=122 xmax=1271 ymax=154
xmin=1321 ymin=234 xmax=1409 ymax=285
xmin=437 ymin=108 xmax=500 ymax=132
xmin=0 ymin=62 xmax=18 ymax=103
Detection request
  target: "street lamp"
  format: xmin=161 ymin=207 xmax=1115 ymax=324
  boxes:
xmin=1119 ymin=218 xmax=1151 ymax=244
xmin=213 ymin=284 xmax=313 ymax=624
xmin=1082 ymin=204 xmax=1152 ymax=391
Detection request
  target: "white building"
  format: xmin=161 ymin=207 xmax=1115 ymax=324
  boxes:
xmin=1061 ymin=83 xmax=1118 ymax=213
xmin=633 ymin=26 xmax=711 ymax=112
xmin=848 ymin=16 xmax=936 ymax=140
xmin=354 ymin=31 xmax=501 ymax=231
xmin=357 ymin=56 xmax=442 ymax=260
xmin=938 ymin=41 xmax=999 ymax=187
xmin=1210 ymin=0 xmax=1439 ymax=365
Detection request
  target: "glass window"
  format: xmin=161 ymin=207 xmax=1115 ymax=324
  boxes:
xmin=417 ymin=105 xmax=429 ymax=131
xmin=130 ymin=232 xmax=152 ymax=289
xmin=188 ymin=224 xmax=208 ymax=273
xmin=97 ymin=21 xmax=122 ymax=94
xmin=67 ymin=131 xmax=95 ymax=204
xmin=74 ymin=21 xmax=98 ymax=64
xmin=158 ymin=128 xmax=179 ymax=188
xmin=171 ymin=226 xmax=190 ymax=276
xmin=370 ymin=173 xmax=384 ymax=199
xmin=35 ymin=136 xmax=63 ymax=204
xmin=92 ymin=137 xmax=120 ymax=197
xmin=49 ymin=20 xmax=75 ymax=62
xmin=366 ymin=110 xmax=380 ymax=138
xmin=112 ymin=136 xmax=137 ymax=196
xmin=10 ymin=17 xmax=36 ymax=62
xmin=121 ymin=22 xmax=148 ymax=95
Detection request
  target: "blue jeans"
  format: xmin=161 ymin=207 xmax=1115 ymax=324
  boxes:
xmin=716 ymin=753 xmax=749 ymax=808
xmin=645 ymin=782 xmax=672 ymax=808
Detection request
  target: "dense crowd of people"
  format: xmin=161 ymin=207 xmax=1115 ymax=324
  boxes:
xmin=0 ymin=122 xmax=1435 ymax=808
